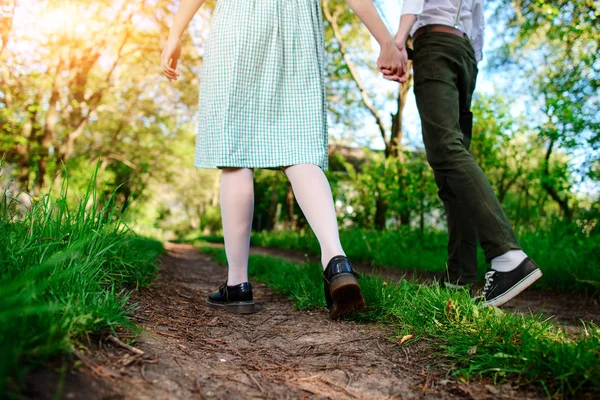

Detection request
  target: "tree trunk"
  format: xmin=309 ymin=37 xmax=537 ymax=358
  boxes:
xmin=0 ymin=0 xmax=16 ymax=58
xmin=35 ymin=60 xmax=62 ymax=190
xmin=15 ymin=118 xmax=33 ymax=191
xmin=389 ymin=77 xmax=412 ymax=159
xmin=285 ymin=183 xmax=296 ymax=230
xmin=391 ymin=78 xmax=412 ymax=226
xmin=541 ymin=139 xmax=572 ymax=220
xmin=374 ymin=197 xmax=388 ymax=230
xmin=267 ymin=187 xmax=279 ymax=231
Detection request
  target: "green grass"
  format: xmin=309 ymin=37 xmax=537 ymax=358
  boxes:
xmin=198 ymin=245 xmax=600 ymax=397
xmin=197 ymin=225 xmax=600 ymax=294
xmin=0 ymin=175 xmax=163 ymax=394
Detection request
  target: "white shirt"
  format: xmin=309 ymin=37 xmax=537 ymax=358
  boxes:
xmin=401 ymin=0 xmax=485 ymax=62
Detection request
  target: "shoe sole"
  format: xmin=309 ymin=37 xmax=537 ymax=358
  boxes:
xmin=206 ymin=300 xmax=256 ymax=314
xmin=484 ymin=268 xmax=543 ymax=307
xmin=329 ymin=274 xmax=365 ymax=318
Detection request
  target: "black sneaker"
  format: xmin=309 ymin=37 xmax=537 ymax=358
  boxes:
xmin=207 ymin=281 xmax=256 ymax=314
xmin=482 ymin=258 xmax=542 ymax=307
xmin=323 ymin=256 xmax=365 ymax=318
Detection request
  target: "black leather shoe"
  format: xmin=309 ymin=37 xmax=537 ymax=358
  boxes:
xmin=207 ymin=281 xmax=256 ymax=314
xmin=323 ymin=256 xmax=365 ymax=318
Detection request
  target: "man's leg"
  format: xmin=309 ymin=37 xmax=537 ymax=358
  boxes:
xmin=413 ymin=34 xmax=520 ymax=263
xmin=413 ymin=33 xmax=542 ymax=306
xmin=440 ymin=69 xmax=479 ymax=286
xmin=436 ymin=170 xmax=478 ymax=286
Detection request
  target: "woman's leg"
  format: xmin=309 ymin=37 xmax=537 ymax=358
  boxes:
xmin=283 ymin=163 xmax=345 ymax=268
xmin=220 ymin=168 xmax=254 ymax=285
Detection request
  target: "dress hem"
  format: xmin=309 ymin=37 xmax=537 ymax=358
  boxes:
xmin=194 ymin=160 xmax=328 ymax=171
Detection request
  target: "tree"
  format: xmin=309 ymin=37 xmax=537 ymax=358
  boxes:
xmin=0 ymin=0 xmax=204 ymax=193
xmin=322 ymin=0 xmax=414 ymax=229
xmin=470 ymin=94 xmax=571 ymax=228
xmin=493 ymin=0 xmax=600 ymax=220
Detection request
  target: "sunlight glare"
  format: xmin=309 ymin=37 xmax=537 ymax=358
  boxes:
xmin=35 ymin=3 xmax=89 ymax=37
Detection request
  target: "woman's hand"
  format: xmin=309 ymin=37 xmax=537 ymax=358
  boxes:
xmin=377 ymin=40 xmax=404 ymax=82
xmin=161 ymin=38 xmax=182 ymax=82
xmin=161 ymin=0 xmax=206 ymax=82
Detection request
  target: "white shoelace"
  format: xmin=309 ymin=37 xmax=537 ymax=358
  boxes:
xmin=483 ymin=270 xmax=496 ymax=294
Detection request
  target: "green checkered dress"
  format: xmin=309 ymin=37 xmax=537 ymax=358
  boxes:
xmin=194 ymin=0 xmax=328 ymax=170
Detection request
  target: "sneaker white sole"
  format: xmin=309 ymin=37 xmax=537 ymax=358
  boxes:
xmin=484 ymin=269 xmax=543 ymax=308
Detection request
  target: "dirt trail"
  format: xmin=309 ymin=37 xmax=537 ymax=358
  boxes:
xmin=26 ymin=243 xmax=543 ymax=400
xmin=247 ymin=245 xmax=600 ymax=330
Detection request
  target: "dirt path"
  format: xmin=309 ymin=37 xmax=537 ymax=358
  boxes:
xmin=247 ymin=245 xmax=600 ymax=331
xmin=26 ymin=243 xmax=544 ymax=400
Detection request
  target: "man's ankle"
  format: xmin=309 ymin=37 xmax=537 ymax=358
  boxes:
xmin=491 ymin=250 xmax=527 ymax=272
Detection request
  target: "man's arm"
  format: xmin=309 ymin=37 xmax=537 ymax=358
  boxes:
xmin=471 ymin=0 xmax=485 ymax=62
xmin=382 ymin=1 xmax=423 ymax=82
xmin=395 ymin=14 xmax=418 ymax=47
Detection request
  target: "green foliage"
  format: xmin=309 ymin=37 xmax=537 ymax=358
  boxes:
xmin=252 ymin=169 xmax=290 ymax=231
xmin=3 ymin=1 xmax=598 ymax=238
xmin=492 ymin=0 xmax=600 ymax=217
xmin=0 ymin=172 xmax=163 ymax=393
xmin=249 ymin=227 xmax=446 ymax=272
xmin=199 ymin=246 xmax=600 ymax=397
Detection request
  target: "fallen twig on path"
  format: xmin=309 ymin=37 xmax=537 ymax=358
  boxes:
xmin=245 ymin=371 xmax=265 ymax=394
xmin=153 ymin=329 xmax=178 ymax=338
xmin=107 ymin=335 xmax=145 ymax=355
xmin=73 ymin=350 xmax=121 ymax=380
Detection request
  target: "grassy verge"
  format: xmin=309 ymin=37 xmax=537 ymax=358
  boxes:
xmin=197 ymin=244 xmax=600 ymax=397
xmin=197 ymin=225 xmax=600 ymax=294
xmin=0 ymin=177 xmax=163 ymax=394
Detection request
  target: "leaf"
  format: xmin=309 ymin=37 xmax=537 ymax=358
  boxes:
xmin=468 ymin=345 xmax=478 ymax=355
xmin=400 ymin=334 xmax=414 ymax=345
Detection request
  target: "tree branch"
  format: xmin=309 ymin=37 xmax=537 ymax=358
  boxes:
xmin=541 ymin=139 xmax=572 ymax=220
xmin=322 ymin=0 xmax=388 ymax=147
xmin=0 ymin=0 xmax=16 ymax=58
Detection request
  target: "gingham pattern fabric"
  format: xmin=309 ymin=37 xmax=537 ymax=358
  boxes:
xmin=194 ymin=0 xmax=328 ymax=170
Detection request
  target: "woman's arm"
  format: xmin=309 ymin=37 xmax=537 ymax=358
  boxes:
xmin=344 ymin=0 xmax=402 ymax=79
xmin=168 ymin=0 xmax=206 ymax=40
xmin=344 ymin=0 xmax=393 ymax=47
xmin=161 ymin=0 xmax=206 ymax=82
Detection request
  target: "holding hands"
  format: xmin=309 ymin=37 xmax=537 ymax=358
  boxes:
xmin=377 ymin=38 xmax=409 ymax=83
xmin=343 ymin=0 xmax=409 ymax=83
xmin=378 ymin=14 xmax=417 ymax=83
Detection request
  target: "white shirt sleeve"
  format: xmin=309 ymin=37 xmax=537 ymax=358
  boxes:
xmin=401 ymin=0 xmax=425 ymax=16
xmin=471 ymin=0 xmax=485 ymax=62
